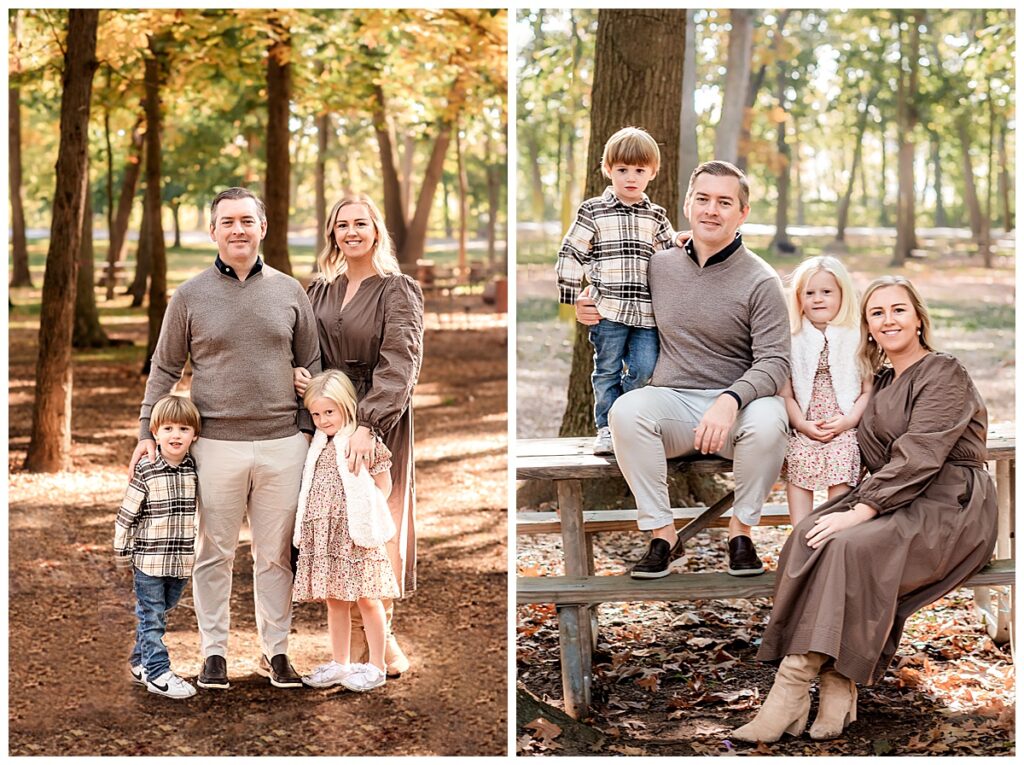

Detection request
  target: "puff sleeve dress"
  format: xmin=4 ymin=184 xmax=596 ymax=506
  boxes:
xmin=757 ymin=353 xmax=998 ymax=684
xmin=306 ymin=273 xmax=425 ymax=596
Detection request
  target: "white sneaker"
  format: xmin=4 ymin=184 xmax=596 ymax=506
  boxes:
xmin=302 ymin=661 xmax=354 ymax=689
xmin=129 ymin=664 xmax=147 ymax=686
xmin=593 ymin=427 xmax=614 ymax=455
xmin=146 ymin=670 xmax=197 ymax=699
xmin=341 ymin=663 xmax=386 ymax=692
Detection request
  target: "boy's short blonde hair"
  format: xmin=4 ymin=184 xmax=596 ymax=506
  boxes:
xmin=303 ymin=369 xmax=359 ymax=437
xmin=601 ymin=127 xmax=661 ymax=176
xmin=150 ymin=395 xmax=202 ymax=435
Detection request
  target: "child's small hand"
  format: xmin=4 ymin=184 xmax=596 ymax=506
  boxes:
xmin=294 ymin=366 xmax=312 ymax=395
xmin=798 ymin=419 xmax=833 ymax=443
xmin=674 ymin=230 xmax=692 ymax=248
xmin=575 ymin=295 xmax=601 ymax=326
xmin=821 ymin=415 xmax=851 ymax=436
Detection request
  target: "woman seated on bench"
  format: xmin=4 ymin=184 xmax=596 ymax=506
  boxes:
xmin=732 ymin=275 xmax=998 ymax=743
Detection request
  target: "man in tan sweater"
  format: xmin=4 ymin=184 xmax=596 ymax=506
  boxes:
xmin=130 ymin=188 xmax=321 ymax=690
xmin=577 ymin=161 xmax=790 ymax=579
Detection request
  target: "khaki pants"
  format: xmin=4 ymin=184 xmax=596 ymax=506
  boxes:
xmin=191 ymin=433 xmax=308 ymax=659
xmin=610 ymin=387 xmax=789 ymax=529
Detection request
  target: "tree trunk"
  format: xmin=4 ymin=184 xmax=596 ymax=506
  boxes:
xmin=25 ymin=9 xmax=99 ymax=473
xmin=171 ymin=201 xmax=181 ymax=248
xmin=516 ymin=686 xmax=605 ymax=750
xmin=561 ymin=9 xmax=687 ymax=439
xmin=835 ymin=88 xmax=876 ymax=243
xmin=736 ymin=63 xmax=768 ymax=173
xmin=9 ymin=81 xmax=32 ymax=288
xmin=9 ymin=9 xmax=32 ymax=289
xmin=485 ymin=132 xmax=500 ymax=266
xmin=455 ymin=122 xmax=468 ymax=274
xmin=106 ymin=115 xmax=143 ymax=300
xmin=372 ymin=83 xmax=408 ymax=256
xmin=892 ymin=12 xmax=919 ymax=266
xmin=442 ymin=172 xmax=453 ymax=238
xmin=677 ymin=9 xmax=699 ymax=228
xmin=103 ymin=67 xmax=115 ymax=242
xmin=263 ymin=17 xmax=292 ymax=275
xmin=770 ymin=18 xmax=793 ymax=254
xmin=714 ymin=9 xmax=754 ymax=165
xmin=930 ymin=129 xmax=947 ymax=227
xmin=956 ymin=114 xmax=983 ymax=242
xmin=998 ymin=121 xmax=1012 ymax=232
xmin=981 ymin=76 xmax=994 ymax=267
xmin=315 ymin=110 xmax=329 ymax=257
xmin=128 ymin=201 xmax=152 ymax=307
xmin=73 ymin=185 xmax=110 ymax=348
xmin=525 ymin=132 xmax=546 ymax=221
xmin=400 ymin=133 xmax=415 ymax=222
xmin=142 ymin=35 xmax=168 ymax=375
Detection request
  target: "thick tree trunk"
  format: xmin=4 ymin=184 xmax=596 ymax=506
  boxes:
xmin=106 ymin=116 xmax=143 ymax=300
xmin=892 ymin=12 xmax=919 ymax=266
xmin=561 ymin=9 xmax=687 ymax=439
xmin=677 ymin=9 xmax=699 ymax=228
xmin=263 ymin=18 xmax=292 ymax=275
xmin=315 ymin=110 xmax=329 ymax=257
xmin=142 ymin=37 xmax=168 ymax=374
xmin=25 ymin=9 xmax=99 ymax=473
xmin=9 ymin=81 xmax=32 ymax=288
xmin=372 ymin=83 xmax=408 ymax=256
xmin=73 ymin=186 xmax=110 ymax=348
xmin=714 ymin=9 xmax=754 ymax=165
xmin=171 ymin=202 xmax=181 ymax=249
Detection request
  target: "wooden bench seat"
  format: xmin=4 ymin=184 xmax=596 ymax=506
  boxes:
xmin=517 ymin=558 xmax=1015 ymax=606
xmin=516 ymin=503 xmax=792 ymax=535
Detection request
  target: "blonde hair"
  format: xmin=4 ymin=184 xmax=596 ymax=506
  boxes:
xmin=317 ymin=194 xmax=401 ymax=284
xmin=303 ymin=369 xmax=358 ymax=437
xmin=601 ymin=127 xmax=661 ymax=176
xmin=150 ymin=395 xmax=202 ymax=436
xmin=857 ymin=276 xmax=936 ymax=375
xmin=787 ymin=255 xmax=860 ymax=334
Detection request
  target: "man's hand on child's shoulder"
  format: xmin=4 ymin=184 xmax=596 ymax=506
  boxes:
xmin=674 ymin=230 xmax=692 ymax=248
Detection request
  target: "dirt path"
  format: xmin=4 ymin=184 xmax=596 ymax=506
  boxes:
xmin=8 ymin=300 xmax=508 ymax=756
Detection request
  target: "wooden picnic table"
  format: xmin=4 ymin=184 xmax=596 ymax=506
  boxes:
xmin=516 ymin=425 xmax=1015 ymax=720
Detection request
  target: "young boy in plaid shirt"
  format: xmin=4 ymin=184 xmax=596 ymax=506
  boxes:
xmin=114 ymin=395 xmax=201 ymax=699
xmin=556 ymin=126 xmax=682 ymax=454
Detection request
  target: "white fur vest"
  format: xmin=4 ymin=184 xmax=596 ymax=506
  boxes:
xmin=790 ymin=318 xmax=862 ymax=416
xmin=292 ymin=429 xmax=396 ymax=549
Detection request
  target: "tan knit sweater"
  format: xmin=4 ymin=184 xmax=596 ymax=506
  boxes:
xmin=139 ymin=265 xmax=322 ymax=441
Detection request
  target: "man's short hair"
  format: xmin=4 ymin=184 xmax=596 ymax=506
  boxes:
xmin=601 ymin=127 xmax=661 ymax=176
xmin=150 ymin=395 xmax=202 ymax=436
xmin=210 ymin=187 xmax=267 ymax=225
xmin=685 ymin=160 xmax=750 ymax=210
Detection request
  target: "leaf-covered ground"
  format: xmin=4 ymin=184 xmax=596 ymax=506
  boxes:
xmin=516 ymin=526 xmax=1014 ymax=756
xmin=9 ymin=293 xmax=508 ymax=756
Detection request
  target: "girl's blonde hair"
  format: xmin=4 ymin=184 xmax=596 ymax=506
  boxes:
xmin=316 ymin=194 xmax=401 ymax=284
xmin=787 ymin=255 xmax=859 ymax=334
xmin=303 ymin=369 xmax=359 ymax=437
xmin=857 ymin=275 xmax=936 ymax=375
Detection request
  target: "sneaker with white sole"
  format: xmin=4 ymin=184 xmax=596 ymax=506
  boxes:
xmin=302 ymin=661 xmax=355 ymax=689
xmin=146 ymin=670 xmax=197 ymax=699
xmin=593 ymin=427 xmax=614 ymax=456
xmin=340 ymin=663 xmax=386 ymax=692
xmin=130 ymin=664 xmax=147 ymax=686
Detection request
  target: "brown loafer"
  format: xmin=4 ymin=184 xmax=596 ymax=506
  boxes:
xmin=257 ymin=653 xmax=303 ymax=688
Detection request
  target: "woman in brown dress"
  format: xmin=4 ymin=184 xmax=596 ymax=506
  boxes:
xmin=733 ymin=276 xmax=997 ymax=743
xmin=295 ymin=193 xmax=424 ymax=676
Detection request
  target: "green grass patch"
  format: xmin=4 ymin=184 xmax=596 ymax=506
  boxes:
xmin=928 ymin=300 xmax=1014 ymax=333
xmin=517 ymin=297 xmax=559 ymax=322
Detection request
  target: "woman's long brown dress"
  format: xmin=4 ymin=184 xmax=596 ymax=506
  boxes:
xmin=307 ymin=273 xmax=424 ymax=595
xmin=757 ymin=352 xmax=997 ymax=684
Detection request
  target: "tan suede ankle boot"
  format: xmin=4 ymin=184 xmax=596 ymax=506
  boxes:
xmin=809 ymin=669 xmax=857 ymax=740
xmin=732 ymin=652 xmax=827 ymax=743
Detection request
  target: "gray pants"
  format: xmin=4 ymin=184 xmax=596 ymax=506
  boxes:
xmin=609 ymin=387 xmax=788 ymax=529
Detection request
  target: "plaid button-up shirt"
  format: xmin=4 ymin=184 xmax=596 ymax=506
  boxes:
xmin=555 ymin=187 xmax=676 ymax=328
xmin=113 ymin=453 xmax=198 ymax=578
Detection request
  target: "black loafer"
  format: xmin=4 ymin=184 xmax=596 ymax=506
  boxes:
xmin=630 ymin=535 xmax=684 ymax=579
xmin=197 ymin=655 xmax=230 ymax=689
xmin=727 ymin=535 xmax=765 ymax=577
xmin=257 ymin=653 xmax=303 ymax=688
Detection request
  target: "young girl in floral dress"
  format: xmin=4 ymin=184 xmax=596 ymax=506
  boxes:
xmin=781 ymin=256 xmax=873 ymax=526
xmin=292 ymin=369 xmax=400 ymax=692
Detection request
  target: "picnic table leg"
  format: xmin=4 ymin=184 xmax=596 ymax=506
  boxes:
xmin=584 ymin=531 xmax=600 ymax=651
xmin=974 ymin=459 xmax=1013 ymax=644
xmin=556 ymin=479 xmax=592 ymax=718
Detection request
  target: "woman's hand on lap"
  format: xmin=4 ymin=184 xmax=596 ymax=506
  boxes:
xmin=805 ymin=503 xmax=877 ymax=549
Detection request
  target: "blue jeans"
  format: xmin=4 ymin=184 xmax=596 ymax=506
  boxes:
xmin=589 ymin=319 xmax=659 ymax=429
xmin=129 ymin=568 xmax=188 ymax=678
